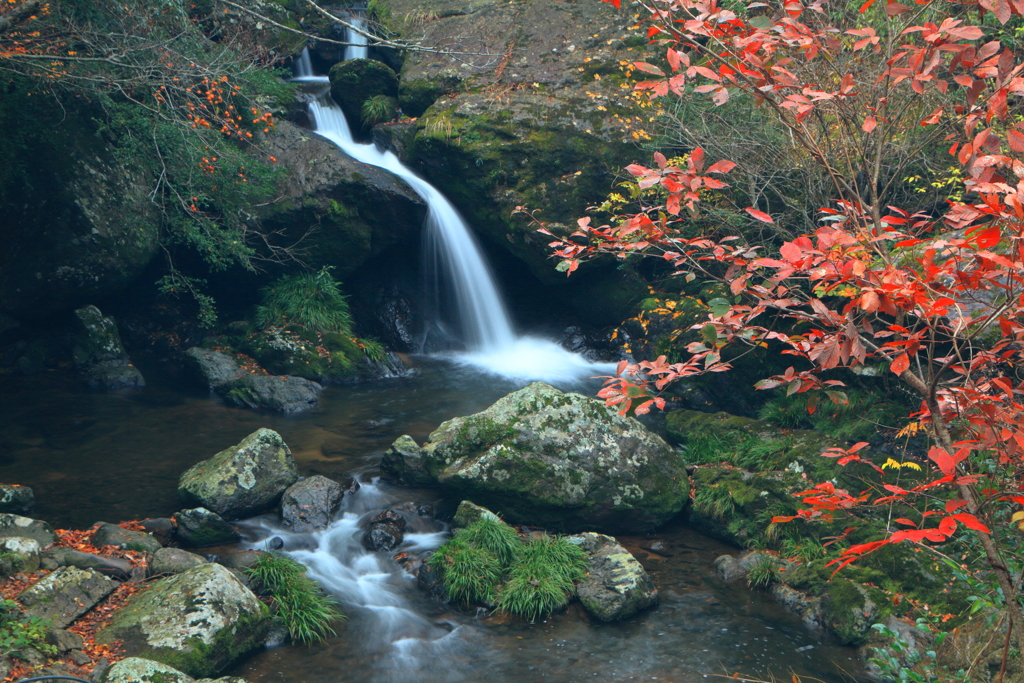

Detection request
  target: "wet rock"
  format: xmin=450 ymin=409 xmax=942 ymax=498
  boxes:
xmin=640 ymin=540 xmax=671 ymax=557
xmin=769 ymin=583 xmax=822 ymax=631
xmin=92 ymin=522 xmax=162 ymax=553
xmin=72 ymin=306 xmax=145 ymax=389
xmin=266 ymin=537 xmax=284 ymax=551
xmin=218 ymin=550 xmax=265 ymax=571
xmin=329 ymin=58 xmax=399 ymax=128
xmin=217 ymin=374 xmax=322 ymax=414
xmin=416 ymin=559 xmax=445 ymax=598
xmin=48 ymin=628 xmax=85 ymax=653
xmin=178 ymin=428 xmax=299 ymax=520
xmin=0 ymin=484 xmax=33 ymax=514
xmin=97 ymin=563 xmax=270 ymax=678
xmin=19 ymin=566 xmax=119 ymax=628
xmin=452 ymin=500 xmax=500 ymax=529
xmin=569 ymin=532 xmax=658 ymax=622
xmin=0 ymin=513 xmax=56 ymax=546
xmin=380 ymin=435 xmax=434 ymax=486
xmin=183 ymin=348 xmax=245 ymax=389
xmin=280 ymin=475 xmax=343 ymax=532
xmin=40 ymin=547 xmax=132 ymax=580
xmin=0 ymin=537 xmax=40 ymax=574
xmin=139 ymin=518 xmax=177 ymax=546
xmin=714 ymin=555 xmax=745 ymax=583
xmin=148 ymin=548 xmax=209 ymax=576
xmin=173 ymin=508 xmax=240 ymax=547
xmin=101 ymin=657 xmax=197 ymax=683
xmin=361 ymin=510 xmax=407 ymax=552
xmin=408 ymin=382 xmax=689 ymax=533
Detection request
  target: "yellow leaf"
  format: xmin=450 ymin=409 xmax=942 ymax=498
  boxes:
xmin=1012 ymin=511 xmax=1024 ymax=522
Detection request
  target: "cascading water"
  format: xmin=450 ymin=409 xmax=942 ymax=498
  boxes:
xmin=344 ymin=17 xmax=369 ymax=61
xmin=294 ymin=48 xmax=613 ymax=382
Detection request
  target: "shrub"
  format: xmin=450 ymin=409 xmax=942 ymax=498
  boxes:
xmin=255 ymin=266 xmax=353 ymax=334
xmin=245 ymin=552 xmax=343 ymax=644
xmin=0 ymin=599 xmax=56 ymax=660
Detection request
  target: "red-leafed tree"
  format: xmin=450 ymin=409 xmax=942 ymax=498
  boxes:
xmin=541 ymin=0 xmax=1024 ymax=649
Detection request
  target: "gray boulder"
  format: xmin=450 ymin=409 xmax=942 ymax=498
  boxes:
xmin=48 ymin=628 xmax=85 ymax=653
xmin=0 ymin=484 xmax=33 ymax=514
xmin=178 ymin=428 xmax=299 ymax=520
xmin=280 ymin=475 xmax=343 ymax=532
xmin=40 ymin=547 xmax=132 ymax=579
xmin=217 ymin=374 xmax=322 ymax=414
xmin=72 ymin=305 xmax=145 ymax=389
xmin=0 ymin=513 xmax=56 ymax=546
xmin=380 ymin=435 xmax=434 ymax=486
xmin=184 ymin=348 xmax=246 ymax=388
xmin=569 ymin=532 xmax=657 ymax=622
xmin=101 ymin=657 xmax=197 ymax=683
xmin=92 ymin=522 xmax=162 ymax=553
xmin=173 ymin=508 xmax=240 ymax=547
xmin=0 ymin=537 xmax=41 ymax=574
xmin=452 ymin=500 xmax=501 ymax=529
xmin=148 ymin=548 xmax=209 ymax=577
xmin=19 ymin=566 xmax=119 ymax=628
xmin=97 ymin=563 xmax=270 ymax=678
xmin=392 ymin=382 xmax=689 ymax=533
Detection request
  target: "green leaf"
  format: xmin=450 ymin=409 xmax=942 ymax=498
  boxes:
xmin=708 ymin=297 xmax=731 ymax=317
xmin=749 ymin=15 xmax=773 ymax=28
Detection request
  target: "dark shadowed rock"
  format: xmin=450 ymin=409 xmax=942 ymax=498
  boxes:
xmin=72 ymin=306 xmax=144 ymax=389
xmin=217 ymin=374 xmax=322 ymax=414
xmin=183 ymin=348 xmax=245 ymax=388
xmin=92 ymin=522 xmax=162 ymax=553
xmin=139 ymin=518 xmax=176 ymax=546
xmin=280 ymin=476 xmax=343 ymax=533
xmin=20 ymin=566 xmax=119 ymax=628
xmin=173 ymin=508 xmax=240 ymax=547
xmin=361 ymin=510 xmax=407 ymax=552
xmin=0 ymin=484 xmax=33 ymax=514
xmin=178 ymin=428 xmax=298 ymax=520
xmin=48 ymin=629 xmax=85 ymax=653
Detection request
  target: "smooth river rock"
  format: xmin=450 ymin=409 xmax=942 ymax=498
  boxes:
xmin=382 ymin=382 xmax=689 ymax=533
xmin=569 ymin=532 xmax=658 ymax=622
xmin=178 ymin=428 xmax=299 ymax=520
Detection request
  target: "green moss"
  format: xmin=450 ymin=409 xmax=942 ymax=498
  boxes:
xmin=148 ymin=604 xmax=270 ymax=677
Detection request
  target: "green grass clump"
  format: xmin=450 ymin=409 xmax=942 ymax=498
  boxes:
xmin=245 ymin=552 xmax=344 ymax=644
xmin=497 ymin=537 xmax=589 ymax=621
xmin=746 ymin=555 xmax=781 ymax=589
xmin=428 ymin=537 xmax=502 ymax=605
xmin=361 ymin=94 xmax=397 ymax=127
xmin=455 ymin=517 xmax=522 ymax=567
xmin=255 ymin=266 xmax=353 ymax=334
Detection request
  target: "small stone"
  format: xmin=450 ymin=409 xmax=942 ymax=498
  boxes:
xmin=267 ymin=537 xmax=284 ymax=551
xmin=148 ymin=548 xmax=209 ymax=576
xmin=218 ymin=550 xmax=264 ymax=571
xmin=69 ymin=650 xmax=91 ymax=666
xmin=91 ymin=522 xmax=162 ymax=553
xmin=452 ymin=500 xmax=500 ymax=529
xmin=40 ymin=548 xmax=133 ymax=579
xmin=48 ymin=628 xmax=85 ymax=652
xmin=139 ymin=518 xmax=176 ymax=545
xmin=280 ymin=475 xmax=343 ymax=532
xmin=361 ymin=510 xmax=407 ymax=552
xmin=379 ymin=435 xmax=433 ymax=485
xmin=570 ymin=532 xmax=658 ymax=622
xmin=173 ymin=508 xmax=240 ymax=547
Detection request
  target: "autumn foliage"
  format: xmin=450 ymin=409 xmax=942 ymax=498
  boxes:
xmin=541 ymin=0 xmax=1024 ymax=651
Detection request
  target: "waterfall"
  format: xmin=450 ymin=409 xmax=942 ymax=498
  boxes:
xmin=295 ymin=49 xmax=612 ymax=382
xmin=344 ymin=17 xmax=369 ymax=61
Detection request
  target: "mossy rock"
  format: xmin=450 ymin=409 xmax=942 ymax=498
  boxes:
xmin=329 ymin=59 xmax=399 ymax=128
xmin=412 ymin=382 xmax=689 ymax=533
xmin=97 ymin=563 xmax=271 ymax=678
xmin=239 ymin=326 xmax=361 ymax=384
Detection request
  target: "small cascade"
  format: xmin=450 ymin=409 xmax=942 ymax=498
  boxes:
xmin=294 ymin=49 xmax=612 ymax=382
xmin=344 ymin=17 xmax=369 ymax=61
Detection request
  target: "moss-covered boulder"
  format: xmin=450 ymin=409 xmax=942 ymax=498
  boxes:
xmin=396 ymin=382 xmax=688 ymax=532
xmin=20 ymin=566 xmax=119 ymax=628
xmin=72 ymin=305 xmax=145 ymax=389
xmin=101 ymin=657 xmax=197 ymax=683
xmin=92 ymin=522 xmax=163 ymax=553
xmin=217 ymin=374 xmax=323 ymax=414
xmin=569 ymin=532 xmax=657 ymax=622
xmin=238 ymin=326 xmax=363 ymax=384
xmin=172 ymin=508 xmax=240 ymax=547
xmin=97 ymin=563 xmax=271 ymax=678
xmin=178 ymin=429 xmax=299 ymax=520
xmin=328 ymin=59 xmax=400 ymax=130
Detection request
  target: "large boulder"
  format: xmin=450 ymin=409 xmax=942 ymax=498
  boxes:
xmin=569 ymin=532 xmax=657 ymax=622
xmin=329 ymin=59 xmax=399 ymax=129
xmin=280 ymin=476 xmax=343 ymax=533
xmin=101 ymin=658 xmax=197 ymax=683
xmin=72 ymin=305 xmax=145 ymax=389
xmin=19 ymin=566 xmax=119 ymax=628
xmin=390 ymin=382 xmax=689 ymax=532
xmin=0 ymin=513 xmax=56 ymax=546
xmin=217 ymin=374 xmax=322 ymax=414
xmin=178 ymin=429 xmax=299 ymax=520
xmin=97 ymin=563 xmax=271 ymax=678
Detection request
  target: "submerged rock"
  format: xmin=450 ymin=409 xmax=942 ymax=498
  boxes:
xmin=569 ymin=532 xmax=657 ymax=622
xmin=173 ymin=508 xmax=240 ymax=547
xmin=391 ymin=382 xmax=689 ymax=533
xmin=20 ymin=566 xmax=119 ymax=628
xmin=97 ymin=563 xmax=270 ymax=678
xmin=217 ymin=374 xmax=322 ymax=414
xmin=72 ymin=305 xmax=145 ymax=389
xmin=178 ymin=428 xmax=299 ymax=520
xmin=0 ymin=484 xmax=34 ymax=514
xmin=280 ymin=476 xmax=343 ymax=533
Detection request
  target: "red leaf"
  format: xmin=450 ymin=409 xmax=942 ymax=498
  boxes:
xmin=890 ymin=353 xmax=910 ymax=375
xmin=706 ymin=160 xmax=737 ymax=174
xmin=952 ymin=513 xmax=990 ymax=533
xmin=745 ymin=207 xmax=774 ymax=223
xmin=863 ymin=115 xmax=877 ymax=133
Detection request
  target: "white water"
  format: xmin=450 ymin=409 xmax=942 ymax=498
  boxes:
xmin=344 ymin=18 xmax=369 ymax=61
xmin=297 ymin=50 xmax=614 ymax=382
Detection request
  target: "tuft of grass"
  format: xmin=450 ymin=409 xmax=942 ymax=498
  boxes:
xmin=255 ymin=266 xmax=353 ymax=334
xmin=245 ymin=552 xmax=344 ymax=644
xmin=428 ymin=537 xmax=502 ymax=606
xmin=496 ymin=537 xmax=588 ymax=622
xmin=455 ymin=517 xmax=522 ymax=567
xmin=693 ymin=483 xmax=737 ymax=521
xmin=746 ymin=555 xmax=781 ymax=589
xmin=361 ymin=94 xmax=397 ymax=127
